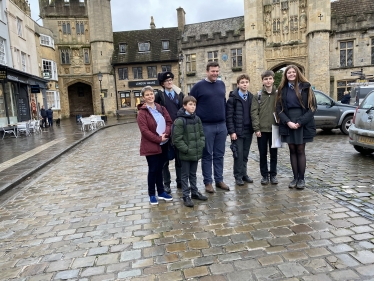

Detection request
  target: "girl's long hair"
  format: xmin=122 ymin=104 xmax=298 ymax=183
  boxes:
xmin=276 ymin=65 xmax=316 ymax=112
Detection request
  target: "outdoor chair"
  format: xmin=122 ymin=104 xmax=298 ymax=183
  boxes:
xmin=17 ymin=121 xmax=30 ymax=136
xmin=80 ymin=117 xmax=93 ymax=131
xmin=2 ymin=126 xmax=18 ymax=139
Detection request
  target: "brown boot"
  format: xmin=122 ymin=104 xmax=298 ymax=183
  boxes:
xmin=215 ymin=182 xmax=230 ymax=191
xmin=205 ymin=183 xmax=215 ymax=193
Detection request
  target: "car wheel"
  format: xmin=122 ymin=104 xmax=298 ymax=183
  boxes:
xmin=353 ymin=145 xmax=374 ymax=155
xmin=340 ymin=115 xmax=353 ymax=135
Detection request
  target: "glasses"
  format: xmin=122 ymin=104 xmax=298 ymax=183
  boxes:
xmin=164 ymin=78 xmax=173 ymax=83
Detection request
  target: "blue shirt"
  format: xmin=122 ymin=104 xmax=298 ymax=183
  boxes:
xmin=238 ymin=89 xmax=248 ymax=100
xmin=147 ymin=104 xmax=168 ymax=145
xmin=165 ymin=89 xmax=175 ymax=99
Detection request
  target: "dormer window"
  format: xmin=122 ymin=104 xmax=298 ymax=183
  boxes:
xmin=119 ymin=43 xmax=127 ymax=54
xmin=138 ymin=42 xmax=150 ymax=52
xmin=162 ymin=40 xmax=169 ymax=50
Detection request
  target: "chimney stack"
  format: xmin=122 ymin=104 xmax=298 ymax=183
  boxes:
xmin=177 ymin=7 xmax=185 ymax=32
xmin=150 ymin=16 xmax=156 ymax=29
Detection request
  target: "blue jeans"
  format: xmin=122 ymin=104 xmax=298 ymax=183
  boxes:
xmin=201 ymin=122 xmax=227 ymax=185
xmin=145 ymin=144 xmax=168 ymax=196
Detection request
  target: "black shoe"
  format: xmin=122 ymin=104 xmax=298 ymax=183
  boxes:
xmin=191 ymin=192 xmax=208 ymax=201
xmin=235 ymin=178 xmax=244 ymax=186
xmin=261 ymin=176 xmax=269 ymax=185
xmin=164 ymin=185 xmax=171 ymax=194
xmin=176 ymin=183 xmax=182 ymax=189
xmin=289 ymin=179 xmax=297 ymax=188
xmin=183 ymin=196 xmax=194 ymax=207
xmin=270 ymin=176 xmax=278 ymax=184
xmin=296 ymin=179 xmax=305 ymax=189
xmin=242 ymin=175 xmax=253 ymax=183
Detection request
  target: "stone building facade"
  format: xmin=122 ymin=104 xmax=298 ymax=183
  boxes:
xmin=112 ymin=24 xmax=180 ymax=109
xmin=38 ymin=0 xmax=115 ymax=118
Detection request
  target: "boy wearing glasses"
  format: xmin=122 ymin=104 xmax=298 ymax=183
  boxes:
xmin=155 ymin=71 xmax=185 ymax=193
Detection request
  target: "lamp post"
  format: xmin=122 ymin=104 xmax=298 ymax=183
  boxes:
xmin=98 ymin=71 xmax=104 ymax=115
xmin=179 ymin=53 xmax=184 ymax=93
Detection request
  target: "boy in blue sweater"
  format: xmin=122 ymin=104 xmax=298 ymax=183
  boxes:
xmin=190 ymin=62 xmax=229 ymax=193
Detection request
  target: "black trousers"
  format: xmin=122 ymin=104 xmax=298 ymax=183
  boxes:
xmin=257 ymin=132 xmax=278 ymax=177
xmin=180 ymin=160 xmax=198 ymax=198
xmin=145 ymin=144 xmax=168 ymax=196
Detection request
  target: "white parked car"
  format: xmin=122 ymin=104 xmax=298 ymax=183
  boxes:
xmin=349 ymin=90 xmax=374 ymax=155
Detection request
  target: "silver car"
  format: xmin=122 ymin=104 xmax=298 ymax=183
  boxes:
xmin=349 ymin=90 xmax=374 ymax=155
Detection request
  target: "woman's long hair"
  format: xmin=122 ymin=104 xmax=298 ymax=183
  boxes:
xmin=276 ymin=65 xmax=316 ymax=112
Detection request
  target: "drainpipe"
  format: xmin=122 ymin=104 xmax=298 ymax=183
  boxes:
xmin=112 ymin=65 xmax=118 ymax=111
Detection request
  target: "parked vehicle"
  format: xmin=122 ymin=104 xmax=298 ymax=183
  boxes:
xmin=314 ymin=90 xmax=356 ymax=135
xmin=349 ymin=84 xmax=374 ymax=106
xmin=349 ymin=90 xmax=374 ymax=155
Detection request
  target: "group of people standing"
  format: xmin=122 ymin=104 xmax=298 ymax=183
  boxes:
xmin=137 ymin=62 xmax=317 ymax=207
xmin=40 ymin=106 xmax=54 ymax=128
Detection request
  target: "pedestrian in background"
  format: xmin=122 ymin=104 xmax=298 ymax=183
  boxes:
xmin=47 ymin=107 xmax=53 ymax=127
xmin=251 ymin=70 xmax=278 ymax=185
xmin=340 ymin=90 xmax=351 ymax=104
xmin=275 ymin=65 xmax=317 ymax=189
xmin=137 ymin=86 xmax=173 ymax=205
xmin=172 ymin=96 xmax=207 ymax=207
xmin=226 ymin=74 xmax=254 ymax=186
xmin=190 ymin=62 xmax=229 ymax=193
xmin=40 ymin=106 xmax=47 ymax=128
xmin=155 ymin=71 xmax=184 ymax=193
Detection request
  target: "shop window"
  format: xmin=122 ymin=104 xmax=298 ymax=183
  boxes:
xmin=133 ymin=67 xmax=142 ymax=79
xmin=134 ymin=91 xmax=142 ymax=106
xmin=162 ymin=65 xmax=171 ymax=72
xmin=118 ymin=67 xmax=128 ymax=80
xmin=340 ymin=41 xmax=354 ymax=67
xmin=147 ymin=66 xmax=157 ymax=78
xmin=186 ymin=54 xmax=196 ymax=72
xmin=120 ymin=91 xmax=131 ymax=108
xmin=231 ymin=48 xmax=242 ymax=67
xmin=208 ymin=51 xmax=218 ymax=62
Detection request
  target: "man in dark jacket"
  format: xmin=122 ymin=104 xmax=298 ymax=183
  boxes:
xmin=154 ymin=71 xmax=184 ymax=193
xmin=226 ymin=74 xmax=254 ymax=186
xmin=46 ymin=107 xmax=53 ymax=127
xmin=40 ymin=106 xmax=47 ymax=128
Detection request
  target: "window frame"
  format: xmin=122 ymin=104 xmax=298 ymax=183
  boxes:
xmin=83 ymin=48 xmax=90 ymax=64
xmin=40 ymin=34 xmax=55 ymax=48
xmin=0 ymin=37 xmax=6 ymax=65
xmin=186 ymin=53 xmax=196 ymax=72
xmin=21 ymin=52 xmax=26 ymax=72
xmin=120 ymin=91 xmax=131 ymax=108
xmin=231 ymin=48 xmax=243 ymax=68
xmin=161 ymin=65 xmax=171 ymax=72
xmin=16 ymin=18 xmax=23 ymax=37
xmin=339 ymin=40 xmax=354 ymax=67
xmin=207 ymin=51 xmax=218 ymax=63
xmin=118 ymin=67 xmax=128 ymax=80
xmin=138 ymin=42 xmax=150 ymax=52
xmin=60 ymin=49 xmax=71 ymax=64
xmin=161 ymin=40 xmax=169 ymax=51
xmin=133 ymin=67 xmax=143 ymax=79
xmin=147 ymin=66 xmax=157 ymax=78
xmin=46 ymin=91 xmax=61 ymax=110
xmin=119 ymin=43 xmax=127 ymax=54
xmin=42 ymin=59 xmax=58 ymax=80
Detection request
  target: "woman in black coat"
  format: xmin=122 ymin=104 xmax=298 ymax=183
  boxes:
xmin=275 ymin=65 xmax=317 ymax=190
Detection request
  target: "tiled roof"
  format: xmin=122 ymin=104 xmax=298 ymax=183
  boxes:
xmin=182 ymin=16 xmax=244 ymax=41
xmin=112 ymin=27 xmax=180 ymax=65
xmin=331 ymin=0 xmax=374 ymax=18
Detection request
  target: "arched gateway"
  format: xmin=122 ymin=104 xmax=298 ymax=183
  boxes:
xmin=244 ymin=0 xmax=330 ymax=93
xmin=67 ymin=82 xmax=94 ymax=117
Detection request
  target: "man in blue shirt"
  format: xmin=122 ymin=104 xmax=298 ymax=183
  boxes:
xmin=155 ymin=71 xmax=184 ymax=193
xmin=190 ymin=62 xmax=229 ymax=193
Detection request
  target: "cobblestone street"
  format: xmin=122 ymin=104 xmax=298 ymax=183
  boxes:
xmin=1 ymin=123 xmax=374 ymax=281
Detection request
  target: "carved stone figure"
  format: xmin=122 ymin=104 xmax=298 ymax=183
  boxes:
xmin=300 ymin=9 xmax=307 ymax=29
xmin=265 ymin=13 xmax=272 ymax=36
xmin=282 ymin=11 xmax=289 ymax=35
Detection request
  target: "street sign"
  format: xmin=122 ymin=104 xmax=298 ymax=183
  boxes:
xmin=30 ymin=85 xmax=40 ymax=93
xmin=43 ymin=72 xmax=50 ymax=79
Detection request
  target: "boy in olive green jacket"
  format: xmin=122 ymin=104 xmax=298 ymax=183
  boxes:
xmin=172 ymin=96 xmax=207 ymax=207
xmin=251 ymin=70 xmax=279 ymax=185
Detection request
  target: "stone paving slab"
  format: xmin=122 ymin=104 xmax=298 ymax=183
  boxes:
xmin=0 ymin=125 xmax=373 ymax=280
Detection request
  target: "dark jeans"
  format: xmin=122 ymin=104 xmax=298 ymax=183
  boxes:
xmin=233 ymin=129 xmax=253 ymax=180
xmin=162 ymin=146 xmax=181 ymax=186
xmin=48 ymin=117 xmax=53 ymax=126
xmin=257 ymin=132 xmax=278 ymax=177
xmin=41 ymin=117 xmax=47 ymax=128
xmin=181 ymin=160 xmax=198 ymax=198
xmin=145 ymin=144 xmax=168 ymax=197
xmin=201 ymin=122 xmax=227 ymax=184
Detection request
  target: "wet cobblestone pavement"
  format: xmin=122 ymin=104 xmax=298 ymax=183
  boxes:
xmin=0 ymin=123 xmax=374 ymax=281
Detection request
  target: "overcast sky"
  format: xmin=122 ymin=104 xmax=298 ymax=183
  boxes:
xmin=28 ymin=0 xmax=244 ymax=31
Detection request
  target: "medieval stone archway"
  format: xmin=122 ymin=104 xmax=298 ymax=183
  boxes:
xmin=270 ymin=62 xmax=305 ymax=74
xmin=68 ymin=82 xmax=94 ymax=117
